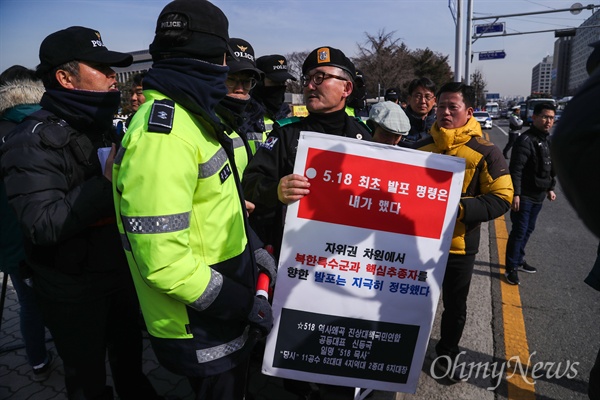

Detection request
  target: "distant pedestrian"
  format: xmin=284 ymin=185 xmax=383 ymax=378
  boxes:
xmin=502 ymin=105 xmax=523 ymax=159
xmin=504 ymin=102 xmax=557 ymax=285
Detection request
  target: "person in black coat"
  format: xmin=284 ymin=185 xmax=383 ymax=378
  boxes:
xmin=551 ymin=39 xmax=600 ymax=400
xmin=0 ymin=27 xmax=160 ymax=400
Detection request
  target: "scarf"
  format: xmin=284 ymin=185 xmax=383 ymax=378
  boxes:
xmin=40 ymin=88 xmax=120 ymax=132
xmin=252 ymin=84 xmax=288 ymax=119
xmin=143 ymin=58 xmax=228 ymax=124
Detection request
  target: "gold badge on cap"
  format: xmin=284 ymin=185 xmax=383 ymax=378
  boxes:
xmin=237 ymin=44 xmax=248 ymax=52
xmin=317 ymin=47 xmax=330 ymax=64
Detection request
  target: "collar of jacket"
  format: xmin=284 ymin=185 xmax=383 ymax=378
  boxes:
xmin=429 ymin=116 xmax=482 ymax=152
xmin=525 ymin=125 xmax=550 ymax=139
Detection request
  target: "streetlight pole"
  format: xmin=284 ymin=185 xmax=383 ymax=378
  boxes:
xmin=465 ymin=0 xmax=474 ymax=84
xmin=454 ymin=0 xmax=464 ymax=82
xmin=464 ymin=2 xmax=600 ymax=86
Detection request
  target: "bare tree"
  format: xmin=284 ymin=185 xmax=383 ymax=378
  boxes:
xmin=285 ymin=50 xmax=310 ymax=94
xmin=470 ymin=69 xmax=487 ymax=108
xmin=353 ymin=29 xmax=412 ymax=99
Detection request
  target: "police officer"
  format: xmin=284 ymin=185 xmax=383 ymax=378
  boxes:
xmin=243 ymin=46 xmax=372 ymax=256
xmin=216 ymin=37 xmax=264 ymax=159
xmin=112 ymin=1 xmax=276 ymax=399
xmin=502 ymin=105 xmax=524 ymax=159
xmin=254 ymin=54 xmax=297 ymax=134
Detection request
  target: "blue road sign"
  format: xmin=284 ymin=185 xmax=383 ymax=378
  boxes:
xmin=475 ymin=23 xmax=505 ymax=35
xmin=479 ymin=51 xmax=506 ymax=61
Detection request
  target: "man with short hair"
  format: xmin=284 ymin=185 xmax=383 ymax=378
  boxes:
xmin=112 ymin=1 xmax=275 ymax=399
xmin=416 ymin=82 xmax=513 ymax=382
xmin=402 ymin=77 xmax=437 ymax=145
xmin=125 ymin=71 xmax=147 ymax=129
xmin=504 ymin=102 xmax=557 ymax=285
xmin=243 ymin=46 xmax=372 ymax=258
xmin=0 ymin=26 xmax=161 ymax=399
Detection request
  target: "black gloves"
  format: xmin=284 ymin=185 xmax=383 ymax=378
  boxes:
xmin=247 ymin=296 xmax=273 ymax=337
xmin=254 ymin=247 xmax=277 ymax=288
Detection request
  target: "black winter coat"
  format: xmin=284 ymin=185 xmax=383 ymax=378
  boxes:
xmin=509 ymin=126 xmax=555 ymax=203
xmin=0 ymin=96 xmax=130 ymax=301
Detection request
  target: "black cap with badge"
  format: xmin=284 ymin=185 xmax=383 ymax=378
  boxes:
xmin=256 ymin=55 xmax=297 ymax=83
xmin=149 ymin=0 xmax=237 ymax=63
xmin=302 ymin=46 xmax=355 ymax=78
xmin=36 ymin=26 xmax=133 ymax=76
xmin=227 ymin=38 xmax=264 ymax=80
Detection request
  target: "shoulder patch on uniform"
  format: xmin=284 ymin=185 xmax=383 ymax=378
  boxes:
xmin=148 ymin=99 xmax=175 ymax=134
xmin=260 ymin=136 xmax=278 ymax=151
xmin=274 ymin=116 xmax=301 ymax=128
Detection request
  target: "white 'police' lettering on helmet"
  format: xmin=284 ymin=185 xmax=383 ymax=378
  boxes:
xmin=90 ymin=40 xmax=104 ymax=48
xmin=233 ymin=51 xmax=254 ymax=62
xmin=271 ymin=64 xmax=288 ymax=70
xmin=160 ymin=20 xmax=186 ymax=29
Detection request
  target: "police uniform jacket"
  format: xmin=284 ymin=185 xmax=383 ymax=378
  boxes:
xmin=417 ymin=116 xmax=513 ymax=255
xmin=113 ymin=90 xmax=256 ymax=378
xmin=509 ymin=125 xmax=555 ymax=203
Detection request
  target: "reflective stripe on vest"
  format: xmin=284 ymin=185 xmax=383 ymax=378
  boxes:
xmin=121 ymin=212 xmax=190 ymax=234
xmin=196 ymin=326 xmax=250 ymax=363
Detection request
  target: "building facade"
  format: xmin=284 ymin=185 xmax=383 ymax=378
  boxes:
xmin=114 ymin=50 xmax=152 ymax=84
xmin=567 ymin=9 xmax=600 ymax=93
xmin=551 ymin=37 xmax=572 ymax=98
xmin=531 ymin=55 xmax=553 ymax=94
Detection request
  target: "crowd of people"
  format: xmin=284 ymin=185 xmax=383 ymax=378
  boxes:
xmin=0 ymin=0 xmax=597 ymax=399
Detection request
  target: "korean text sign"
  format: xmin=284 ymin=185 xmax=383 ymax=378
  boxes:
xmin=262 ymin=131 xmax=466 ymax=393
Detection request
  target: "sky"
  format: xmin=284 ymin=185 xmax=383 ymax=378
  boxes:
xmin=0 ymin=0 xmax=595 ymax=98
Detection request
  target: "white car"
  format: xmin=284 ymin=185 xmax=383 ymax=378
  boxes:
xmin=474 ymin=111 xmax=493 ymax=129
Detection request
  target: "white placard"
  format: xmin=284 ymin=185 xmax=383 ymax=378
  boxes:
xmin=262 ymin=131 xmax=466 ymax=393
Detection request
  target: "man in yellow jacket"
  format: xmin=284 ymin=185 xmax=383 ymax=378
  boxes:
xmin=416 ymin=82 xmax=513 ymax=382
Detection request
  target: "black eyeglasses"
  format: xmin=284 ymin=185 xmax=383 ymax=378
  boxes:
xmin=411 ymin=93 xmax=435 ymax=102
xmin=225 ymin=77 xmax=257 ymax=90
xmin=301 ymin=71 xmax=348 ymax=87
